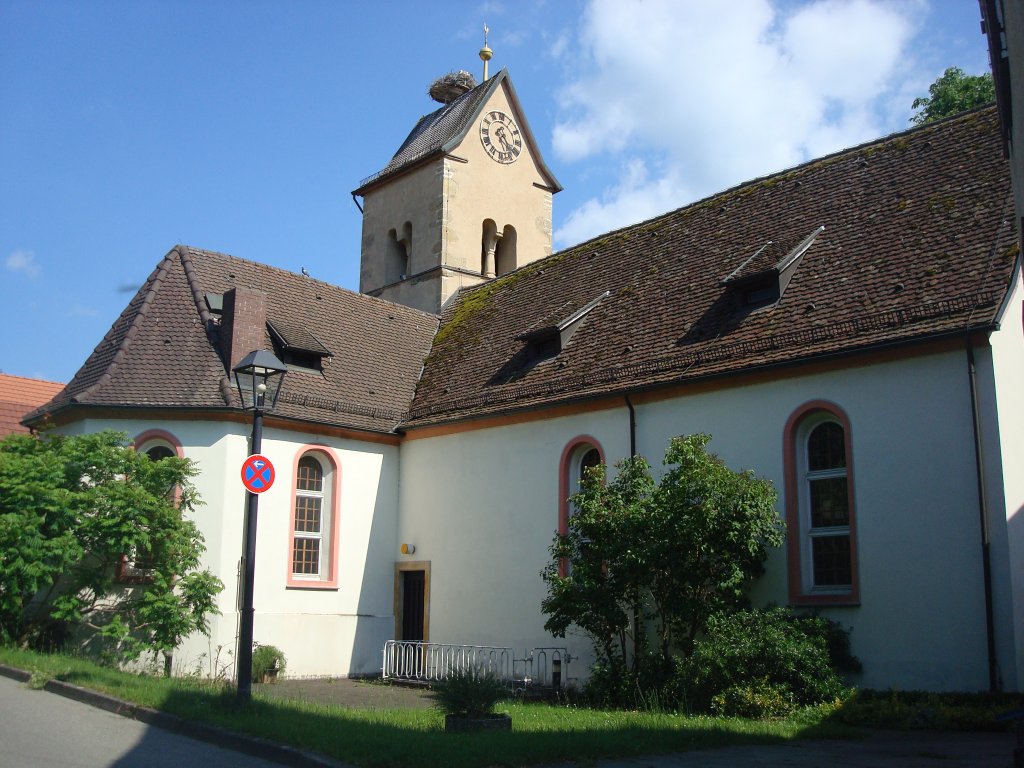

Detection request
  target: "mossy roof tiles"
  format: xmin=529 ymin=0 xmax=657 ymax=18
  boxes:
xmin=405 ymin=106 xmax=1018 ymax=427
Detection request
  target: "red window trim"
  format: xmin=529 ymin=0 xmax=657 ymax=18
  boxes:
xmin=783 ymin=400 xmax=860 ymax=606
xmin=286 ymin=444 xmax=341 ymax=590
xmin=132 ymin=429 xmax=184 ymax=458
xmin=557 ymin=435 xmax=605 ymax=577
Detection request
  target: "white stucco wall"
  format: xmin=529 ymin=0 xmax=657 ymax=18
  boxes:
xmin=400 ymin=347 xmax=1002 ymax=691
xmin=62 ymin=417 xmax=399 ymax=679
xmin=56 ymin=321 xmax=1019 ymax=690
xmin=397 ymin=407 xmax=629 ymax=685
xmin=986 ymin=260 xmax=1024 ymax=689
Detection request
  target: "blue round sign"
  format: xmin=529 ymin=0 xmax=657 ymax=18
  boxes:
xmin=241 ymin=454 xmax=275 ymax=494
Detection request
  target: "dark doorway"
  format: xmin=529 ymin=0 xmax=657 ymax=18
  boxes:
xmin=400 ymin=569 xmax=426 ymax=642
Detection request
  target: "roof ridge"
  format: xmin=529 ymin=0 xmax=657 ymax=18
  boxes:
xmin=181 ymin=244 xmax=440 ymax=320
xmin=545 ymin=105 xmax=1001 ymax=262
xmin=177 ymin=246 xmax=235 ymax=407
xmin=0 ymin=372 xmax=62 ymax=386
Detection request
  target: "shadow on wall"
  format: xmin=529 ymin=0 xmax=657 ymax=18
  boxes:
xmin=1004 ymin=500 xmax=1024 ymax=690
xmin=347 ymin=452 xmax=398 ymax=676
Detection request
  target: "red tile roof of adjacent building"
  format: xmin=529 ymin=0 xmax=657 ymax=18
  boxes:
xmin=0 ymin=374 xmax=64 ymax=435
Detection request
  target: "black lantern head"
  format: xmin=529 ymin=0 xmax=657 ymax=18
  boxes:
xmin=232 ymin=349 xmax=288 ymax=411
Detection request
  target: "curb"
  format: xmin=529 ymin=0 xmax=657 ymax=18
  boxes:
xmin=0 ymin=663 xmax=349 ymax=768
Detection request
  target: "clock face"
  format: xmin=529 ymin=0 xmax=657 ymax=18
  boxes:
xmin=479 ymin=110 xmax=522 ymax=164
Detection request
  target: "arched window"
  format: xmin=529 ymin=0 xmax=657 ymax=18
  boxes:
xmin=145 ymin=444 xmax=174 ymax=461
xmin=558 ymin=436 xmax=605 ymax=576
xmin=495 ymin=224 xmax=517 ymax=276
xmin=784 ymin=402 xmax=859 ymax=605
xmin=133 ymin=429 xmax=183 ymax=460
xmin=288 ymin=448 xmax=339 ymax=589
xmin=119 ymin=430 xmax=183 ymax=582
xmin=385 ymin=222 xmax=411 ymax=284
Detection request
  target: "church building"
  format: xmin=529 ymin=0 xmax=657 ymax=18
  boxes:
xmin=26 ymin=51 xmax=1024 ymax=692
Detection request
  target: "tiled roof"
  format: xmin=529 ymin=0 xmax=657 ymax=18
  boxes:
xmin=28 ymin=248 xmax=438 ymax=434
xmin=0 ymin=374 xmax=63 ymax=435
xmin=353 ymin=69 xmax=561 ymax=195
xmin=23 ymin=107 xmax=1018 ymax=438
xmin=405 ymin=107 xmax=1018 ymax=428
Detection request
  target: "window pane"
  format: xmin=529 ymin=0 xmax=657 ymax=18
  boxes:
xmin=297 ymin=457 xmax=323 ymax=492
xmin=580 ymin=448 xmax=601 ymax=481
xmin=294 ymin=496 xmax=322 ymax=533
xmin=809 ymin=477 xmax=849 ymax=527
xmin=808 ymin=422 xmax=845 ymax=471
xmin=292 ymin=537 xmax=320 ymax=575
xmin=812 ymin=535 xmax=852 ymax=586
xmin=145 ymin=445 xmax=174 ymax=461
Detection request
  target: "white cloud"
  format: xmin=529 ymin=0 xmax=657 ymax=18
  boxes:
xmin=5 ymin=249 xmax=40 ymax=278
xmin=67 ymin=304 xmax=99 ymax=318
xmin=557 ymin=159 xmax=691 ymax=246
xmin=552 ymin=0 xmax=926 ymax=247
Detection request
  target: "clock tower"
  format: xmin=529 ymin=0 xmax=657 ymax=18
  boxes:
xmin=352 ymin=57 xmax=561 ymax=315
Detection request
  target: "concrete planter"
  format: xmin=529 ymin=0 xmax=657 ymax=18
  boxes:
xmin=444 ymin=713 xmax=512 ymax=733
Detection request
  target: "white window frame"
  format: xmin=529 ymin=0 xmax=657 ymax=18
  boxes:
xmin=292 ymin=452 xmax=331 ymax=580
xmin=797 ymin=413 xmax=852 ymax=595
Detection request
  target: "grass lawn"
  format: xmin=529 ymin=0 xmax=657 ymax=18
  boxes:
xmin=0 ymin=646 xmax=856 ymax=768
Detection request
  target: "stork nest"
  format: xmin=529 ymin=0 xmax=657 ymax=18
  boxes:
xmin=429 ymin=71 xmax=478 ymax=104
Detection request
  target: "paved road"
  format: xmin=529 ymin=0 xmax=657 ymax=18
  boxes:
xmin=0 ymin=674 xmax=293 ymax=768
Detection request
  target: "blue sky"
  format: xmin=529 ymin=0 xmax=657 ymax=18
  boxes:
xmin=1 ymin=0 xmax=993 ymax=382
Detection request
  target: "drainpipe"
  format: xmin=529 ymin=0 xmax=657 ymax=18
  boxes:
xmin=624 ymin=394 xmax=636 ymax=457
xmin=966 ymin=333 xmax=998 ymax=692
xmin=351 ymin=193 xmax=364 ymax=214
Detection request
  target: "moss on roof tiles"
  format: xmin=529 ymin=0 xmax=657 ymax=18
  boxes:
xmin=407 ymin=106 xmax=1016 ymax=427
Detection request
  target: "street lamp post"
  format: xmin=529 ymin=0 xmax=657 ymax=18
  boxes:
xmin=232 ymin=349 xmax=288 ymax=702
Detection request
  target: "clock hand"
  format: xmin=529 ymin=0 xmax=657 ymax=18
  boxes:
xmin=495 ymin=126 xmax=512 ymax=152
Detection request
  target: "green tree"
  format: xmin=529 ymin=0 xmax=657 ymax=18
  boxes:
xmin=541 ymin=434 xmax=783 ymax=696
xmin=541 ymin=455 xmax=656 ymax=683
xmin=649 ymin=434 xmax=784 ymax=657
xmin=911 ymin=66 xmax=995 ymax=125
xmin=0 ymin=431 xmax=222 ymax=670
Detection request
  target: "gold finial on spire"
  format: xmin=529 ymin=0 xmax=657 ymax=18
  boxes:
xmin=479 ymin=23 xmax=493 ymax=81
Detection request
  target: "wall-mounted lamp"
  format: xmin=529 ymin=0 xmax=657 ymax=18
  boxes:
xmin=400 ymin=543 xmax=416 ymax=555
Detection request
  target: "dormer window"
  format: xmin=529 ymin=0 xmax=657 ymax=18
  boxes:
xmin=205 ymin=293 xmax=224 ymax=315
xmin=722 ymin=225 xmax=824 ymax=309
xmin=517 ymin=291 xmax=611 ymax=362
xmin=268 ymin=319 xmax=332 ymax=373
xmin=744 ymin=283 xmax=780 ymax=307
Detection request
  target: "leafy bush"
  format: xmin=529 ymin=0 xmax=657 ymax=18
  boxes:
xmin=583 ymin=651 xmax=686 ymax=711
xmin=684 ymin=607 xmax=857 ymax=717
xmin=711 ymin=679 xmax=795 ymax=718
xmin=251 ymin=643 xmax=286 ymax=682
xmin=542 ymin=434 xmax=783 ymax=706
xmin=431 ymin=669 xmax=508 ymax=718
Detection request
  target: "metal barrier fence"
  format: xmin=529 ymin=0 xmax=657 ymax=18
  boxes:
xmin=383 ymin=641 xmax=514 ymax=686
xmin=383 ymin=641 xmax=571 ymax=691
